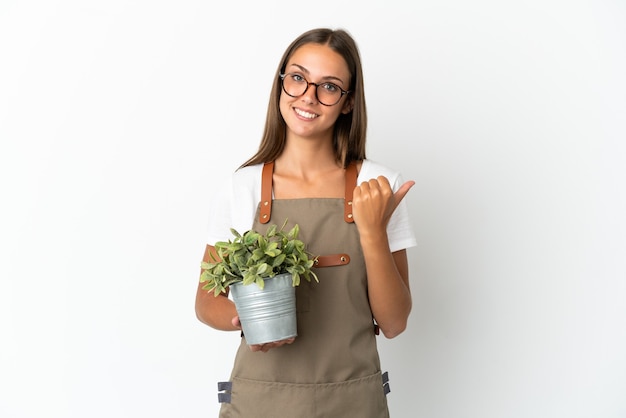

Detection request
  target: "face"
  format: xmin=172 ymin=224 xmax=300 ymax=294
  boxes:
xmin=279 ymin=43 xmax=353 ymax=141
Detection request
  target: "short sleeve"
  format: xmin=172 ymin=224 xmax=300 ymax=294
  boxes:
xmin=205 ymin=164 xmax=263 ymax=245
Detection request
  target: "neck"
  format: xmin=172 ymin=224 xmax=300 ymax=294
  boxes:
xmin=275 ymin=134 xmax=340 ymax=177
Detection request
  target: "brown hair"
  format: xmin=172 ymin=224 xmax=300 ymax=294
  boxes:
xmin=240 ymin=28 xmax=367 ymax=169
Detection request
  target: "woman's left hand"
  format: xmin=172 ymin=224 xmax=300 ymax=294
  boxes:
xmin=352 ymin=176 xmax=414 ymax=237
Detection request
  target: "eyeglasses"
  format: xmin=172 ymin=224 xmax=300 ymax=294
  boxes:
xmin=279 ymin=73 xmax=350 ymax=106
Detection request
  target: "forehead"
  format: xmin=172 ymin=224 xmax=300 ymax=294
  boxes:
xmin=286 ymin=43 xmax=351 ymax=81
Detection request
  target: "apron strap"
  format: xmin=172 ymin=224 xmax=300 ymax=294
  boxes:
xmin=344 ymin=161 xmax=357 ymax=223
xmin=259 ymin=160 xmax=359 ymax=224
xmin=259 ymin=161 xmax=274 ymax=224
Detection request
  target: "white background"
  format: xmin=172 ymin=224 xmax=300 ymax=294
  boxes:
xmin=1 ymin=1 xmax=625 ymax=417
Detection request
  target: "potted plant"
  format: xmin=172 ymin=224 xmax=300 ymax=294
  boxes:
xmin=200 ymin=219 xmax=318 ymax=345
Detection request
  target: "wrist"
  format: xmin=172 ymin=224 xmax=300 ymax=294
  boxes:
xmin=358 ymin=228 xmax=389 ymax=247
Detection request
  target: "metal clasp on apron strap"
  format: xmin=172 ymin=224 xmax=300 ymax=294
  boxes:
xmin=217 ymin=381 xmax=232 ymax=403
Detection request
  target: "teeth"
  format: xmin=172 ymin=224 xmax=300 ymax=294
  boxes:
xmin=295 ymin=108 xmax=318 ymax=119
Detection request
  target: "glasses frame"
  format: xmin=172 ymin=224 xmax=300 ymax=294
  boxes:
xmin=279 ymin=73 xmax=350 ymax=106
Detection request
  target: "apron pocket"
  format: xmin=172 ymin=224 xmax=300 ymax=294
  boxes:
xmin=219 ymin=372 xmax=389 ymax=418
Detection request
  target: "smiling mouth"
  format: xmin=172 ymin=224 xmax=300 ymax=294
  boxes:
xmin=294 ymin=107 xmax=319 ymax=119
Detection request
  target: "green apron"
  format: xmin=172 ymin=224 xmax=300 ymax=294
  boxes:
xmin=218 ymin=162 xmax=390 ymax=418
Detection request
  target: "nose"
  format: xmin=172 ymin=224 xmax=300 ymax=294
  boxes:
xmin=301 ymin=82 xmax=319 ymax=104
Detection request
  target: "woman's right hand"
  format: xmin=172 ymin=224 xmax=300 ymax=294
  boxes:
xmin=232 ymin=316 xmax=296 ymax=352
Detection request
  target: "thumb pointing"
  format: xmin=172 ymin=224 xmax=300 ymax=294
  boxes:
xmin=393 ymin=180 xmax=415 ymax=208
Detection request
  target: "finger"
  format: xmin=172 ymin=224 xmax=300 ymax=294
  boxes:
xmin=375 ymin=175 xmax=391 ymax=189
xmin=353 ymin=180 xmax=368 ymax=197
xmin=231 ymin=316 xmax=241 ymax=328
xmin=393 ymin=180 xmax=415 ymax=206
xmin=357 ymin=176 xmax=391 ymax=197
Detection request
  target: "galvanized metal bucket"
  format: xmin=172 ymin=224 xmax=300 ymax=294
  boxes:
xmin=230 ymin=273 xmax=297 ymax=345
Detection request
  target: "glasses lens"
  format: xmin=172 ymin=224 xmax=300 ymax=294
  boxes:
xmin=282 ymin=73 xmax=343 ymax=106
xmin=316 ymin=83 xmax=342 ymax=106
xmin=282 ymin=73 xmax=307 ymax=97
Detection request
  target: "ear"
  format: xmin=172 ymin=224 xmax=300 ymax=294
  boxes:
xmin=341 ymin=95 xmax=354 ymax=114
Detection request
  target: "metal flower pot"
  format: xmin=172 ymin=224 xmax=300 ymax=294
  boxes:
xmin=230 ymin=273 xmax=297 ymax=345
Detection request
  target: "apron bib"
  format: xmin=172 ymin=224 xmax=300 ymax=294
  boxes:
xmin=219 ymin=162 xmax=390 ymax=418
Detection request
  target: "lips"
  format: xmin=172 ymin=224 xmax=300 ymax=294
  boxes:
xmin=294 ymin=107 xmax=319 ymax=119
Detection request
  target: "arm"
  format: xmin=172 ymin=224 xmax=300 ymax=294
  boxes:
xmin=352 ymin=176 xmax=415 ymax=338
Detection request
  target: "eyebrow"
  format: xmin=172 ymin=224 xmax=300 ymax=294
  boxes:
xmin=288 ymin=63 xmax=346 ymax=86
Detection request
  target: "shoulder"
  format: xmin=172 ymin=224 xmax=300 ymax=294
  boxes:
xmin=232 ymin=163 xmax=263 ymax=183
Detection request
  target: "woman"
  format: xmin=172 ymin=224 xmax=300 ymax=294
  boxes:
xmin=195 ymin=27 xmax=416 ymax=417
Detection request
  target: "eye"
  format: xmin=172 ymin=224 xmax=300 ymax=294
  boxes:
xmin=321 ymin=82 xmax=339 ymax=93
xmin=290 ymin=73 xmax=305 ymax=83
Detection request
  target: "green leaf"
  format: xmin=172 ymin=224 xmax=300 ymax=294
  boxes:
xmin=242 ymin=272 xmax=256 ymax=286
xmin=271 ymin=254 xmax=286 ymax=267
xmin=287 ymin=224 xmax=299 ymax=240
xmin=252 ymin=248 xmax=265 ymax=261
xmin=292 ymin=272 xmax=300 ymax=287
xmin=257 ymin=263 xmax=269 ymax=275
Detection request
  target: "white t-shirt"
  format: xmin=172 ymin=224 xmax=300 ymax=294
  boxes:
xmin=206 ymin=159 xmax=417 ymax=253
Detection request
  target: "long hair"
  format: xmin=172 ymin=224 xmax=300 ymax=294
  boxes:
xmin=240 ymin=28 xmax=367 ymax=169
